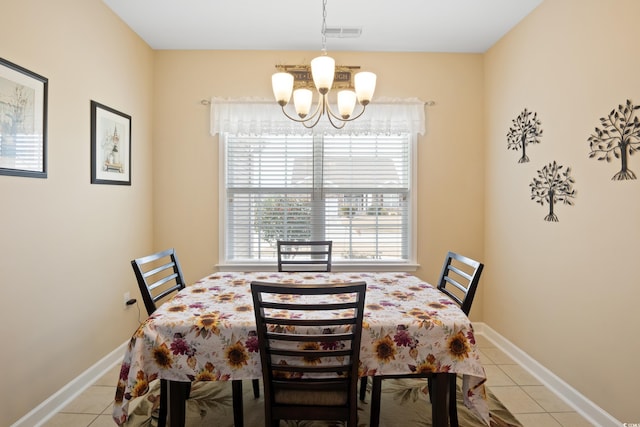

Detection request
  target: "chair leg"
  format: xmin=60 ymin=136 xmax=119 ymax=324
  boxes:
xmin=252 ymin=378 xmax=260 ymax=398
xmin=158 ymin=379 xmax=167 ymax=427
xmin=449 ymin=374 xmax=459 ymax=427
xmin=359 ymin=377 xmax=368 ymax=401
xmin=232 ymin=379 xmax=244 ymax=427
xmin=348 ymin=402 xmax=358 ymax=427
xmin=369 ymin=377 xmax=383 ymax=427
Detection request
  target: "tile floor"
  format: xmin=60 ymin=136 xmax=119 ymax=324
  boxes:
xmin=42 ymin=334 xmax=595 ymax=426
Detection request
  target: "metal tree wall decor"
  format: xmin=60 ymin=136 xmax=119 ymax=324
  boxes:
xmin=507 ymin=108 xmax=543 ymax=163
xmin=588 ymin=99 xmax=640 ymax=180
xmin=530 ymin=161 xmax=576 ymax=222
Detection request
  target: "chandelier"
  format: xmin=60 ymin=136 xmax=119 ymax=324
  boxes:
xmin=271 ymin=0 xmax=377 ymax=129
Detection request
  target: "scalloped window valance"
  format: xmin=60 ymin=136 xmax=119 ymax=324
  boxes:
xmin=209 ymin=97 xmax=426 ymax=136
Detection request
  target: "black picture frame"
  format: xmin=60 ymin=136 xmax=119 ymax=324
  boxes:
xmin=0 ymin=57 xmax=48 ymax=178
xmin=90 ymin=100 xmax=131 ymax=185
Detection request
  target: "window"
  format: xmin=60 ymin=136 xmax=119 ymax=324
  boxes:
xmin=222 ymin=132 xmax=416 ymax=267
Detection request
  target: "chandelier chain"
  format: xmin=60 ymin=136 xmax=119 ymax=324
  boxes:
xmin=321 ymin=0 xmax=327 ymax=54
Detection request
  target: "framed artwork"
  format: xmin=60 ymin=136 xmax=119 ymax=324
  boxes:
xmin=90 ymin=100 xmax=131 ymax=185
xmin=0 ymin=57 xmax=48 ymax=178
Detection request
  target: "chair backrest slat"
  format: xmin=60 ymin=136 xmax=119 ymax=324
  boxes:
xmin=261 ymin=300 xmax=356 ymax=310
xmin=142 ymin=261 xmax=176 ymax=279
xmin=147 ymin=272 xmax=180 ymax=292
xmin=267 ymin=332 xmax=355 ymax=343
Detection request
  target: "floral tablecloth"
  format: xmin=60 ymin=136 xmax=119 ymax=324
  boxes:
xmin=113 ymin=272 xmax=490 ymax=425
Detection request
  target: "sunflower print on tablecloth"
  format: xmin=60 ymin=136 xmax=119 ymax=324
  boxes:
xmin=448 ymin=330 xmax=471 ymax=361
xmin=374 ymin=335 xmax=397 ymax=363
xmin=225 ymin=340 xmax=250 ymax=369
xmin=193 ymin=312 xmax=222 ymax=338
xmin=152 ymin=343 xmax=173 ymax=369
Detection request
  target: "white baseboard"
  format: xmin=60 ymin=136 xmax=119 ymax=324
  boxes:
xmin=475 ymin=322 xmax=621 ymax=427
xmin=11 ymin=341 xmax=128 ymax=427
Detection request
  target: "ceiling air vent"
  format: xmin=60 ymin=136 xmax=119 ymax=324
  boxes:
xmin=323 ymin=27 xmax=362 ymax=38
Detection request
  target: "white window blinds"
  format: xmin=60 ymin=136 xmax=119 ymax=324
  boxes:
xmin=223 ymin=133 xmax=413 ymax=264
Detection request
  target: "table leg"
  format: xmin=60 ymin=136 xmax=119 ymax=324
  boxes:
xmin=232 ymin=379 xmax=244 ymax=427
xmin=359 ymin=376 xmax=368 ymax=401
xmin=370 ymin=377 xmax=383 ymax=427
xmin=252 ymin=378 xmax=261 ymax=398
xmin=430 ymin=373 xmax=450 ymax=427
xmin=167 ymin=381 xmax=190 ymax=427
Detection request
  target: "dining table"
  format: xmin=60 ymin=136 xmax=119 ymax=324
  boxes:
xmin=112 ymin=271 xmax=490 ymax=427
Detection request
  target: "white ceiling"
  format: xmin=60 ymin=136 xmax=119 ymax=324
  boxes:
xmin=102 ymin=0 xmax=543 ymax=53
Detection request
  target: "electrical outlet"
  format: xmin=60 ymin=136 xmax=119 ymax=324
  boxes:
xmin=124 ymin=291 xmax=130 ymax=306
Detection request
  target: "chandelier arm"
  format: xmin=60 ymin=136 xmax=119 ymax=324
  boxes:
xmin=341 ymin=104 xmax=369 ymax=122
xmin=313 ymin=95 xmax=347 ymax=129
xmin=325 ymin=111 xmax=348 ymax=129
xmin=299 ymin=97 xmax=326 ymax=128
xmin=301 ymin=105 xmax=326 ymax=128
xmin=278 ymin=99 xmax=322 ymax=124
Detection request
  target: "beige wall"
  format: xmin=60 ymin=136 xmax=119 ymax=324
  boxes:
xmin=0 ymin=1 xmax=154 ymax=425
xmin=18 ymin=0 xmax=640 ymax=424
xmin=484 ymin=0 xmax=639 ymax=421
xmin=152 ymin=50 xmax=486 ymax=304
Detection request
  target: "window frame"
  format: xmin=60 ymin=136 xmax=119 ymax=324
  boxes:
xmin=217 ymin=132 xmax=418 ymax=272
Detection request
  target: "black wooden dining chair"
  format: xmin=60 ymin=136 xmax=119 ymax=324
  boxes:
xmin=436 ymin=251 xmax=484 ymax=316
xmin=131 ymin=248 xmax=187 ymax=427
xmin=132 ymin=248 xmax=259 ymax=427
xmin=132 ymin=248 xmax=187 ymax=317
xmin=277 ymin=240 xmax=333 ymax=272
xmin=251 ymin=280 xmax=366 ymax=427
xmin=366 ymin=251 xmax=484 ymax=427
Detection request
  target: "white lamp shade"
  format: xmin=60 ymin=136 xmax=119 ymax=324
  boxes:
xmin=272 ymin=72 xmax=294 ymax=105
xmin=337 ymin=90 xmax=357 ymax=118
xmin=293 ymin=88 xmax=313 ymax=118
xmin=354 ymin=71 xmax=377 ymax=104
xmin=310 ymin=55 xmax=335 ymax=93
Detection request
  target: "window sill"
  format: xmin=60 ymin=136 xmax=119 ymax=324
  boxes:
xmin=215 ymin=262 xmax=419 ymax=273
